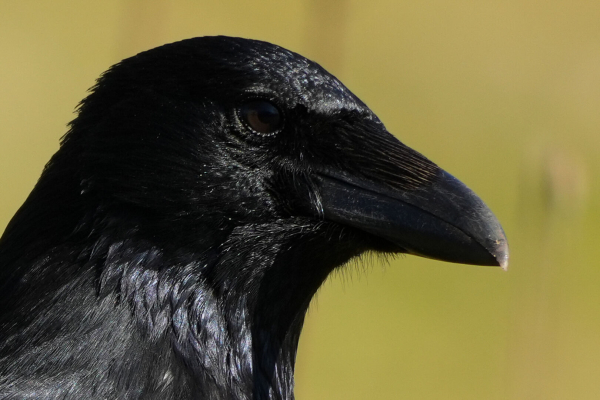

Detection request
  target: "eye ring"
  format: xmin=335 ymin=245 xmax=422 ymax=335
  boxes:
xmin=237 ymin=99 xmax=284 ymax=137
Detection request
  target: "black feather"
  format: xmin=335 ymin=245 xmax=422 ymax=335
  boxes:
xmin=0 ymin=36 xmax=505 ymax=400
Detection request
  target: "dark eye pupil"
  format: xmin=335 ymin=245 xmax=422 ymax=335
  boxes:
xmin=240 ymin=100 xmax=282 ymax=135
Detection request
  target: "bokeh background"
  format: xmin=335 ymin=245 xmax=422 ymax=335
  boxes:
xmin=1 ymin=1 xmax=598 ymax=399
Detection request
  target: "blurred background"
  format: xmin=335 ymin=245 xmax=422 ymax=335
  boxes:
xmin=1 ymin=1 xmax=598 ymax=399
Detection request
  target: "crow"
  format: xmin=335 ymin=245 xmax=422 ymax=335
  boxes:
xmin=0 ymin=36 xmax=508 ymax=400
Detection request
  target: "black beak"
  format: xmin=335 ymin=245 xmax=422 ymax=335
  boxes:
xmin=315 ymin=132 xmax=509 ymax=269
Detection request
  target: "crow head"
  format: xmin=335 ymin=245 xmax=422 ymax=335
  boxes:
xmin=63 ymin=36 xmax=507 ymax=265
xmin=0 ymin=36 xmax=508 ymax=400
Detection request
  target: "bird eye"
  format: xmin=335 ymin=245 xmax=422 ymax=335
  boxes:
xmin=238 ymin=100 xmax=283 ymax=136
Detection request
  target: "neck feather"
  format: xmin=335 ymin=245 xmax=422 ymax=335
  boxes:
xmin=0 ymin=216 xmax=363 ymax=400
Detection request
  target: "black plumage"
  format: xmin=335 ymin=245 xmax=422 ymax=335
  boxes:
xmin=0 ymin=36 xmax=508 ymax=399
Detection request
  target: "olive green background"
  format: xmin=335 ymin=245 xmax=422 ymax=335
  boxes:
xmin=1 ymin=1 xmax=599 ymax=399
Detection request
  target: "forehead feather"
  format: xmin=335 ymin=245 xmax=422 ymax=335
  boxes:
xmin=90 ymin=36 xmax=368 ymax=117
xmin=216 ymin=37 xmax=365 ymax=113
